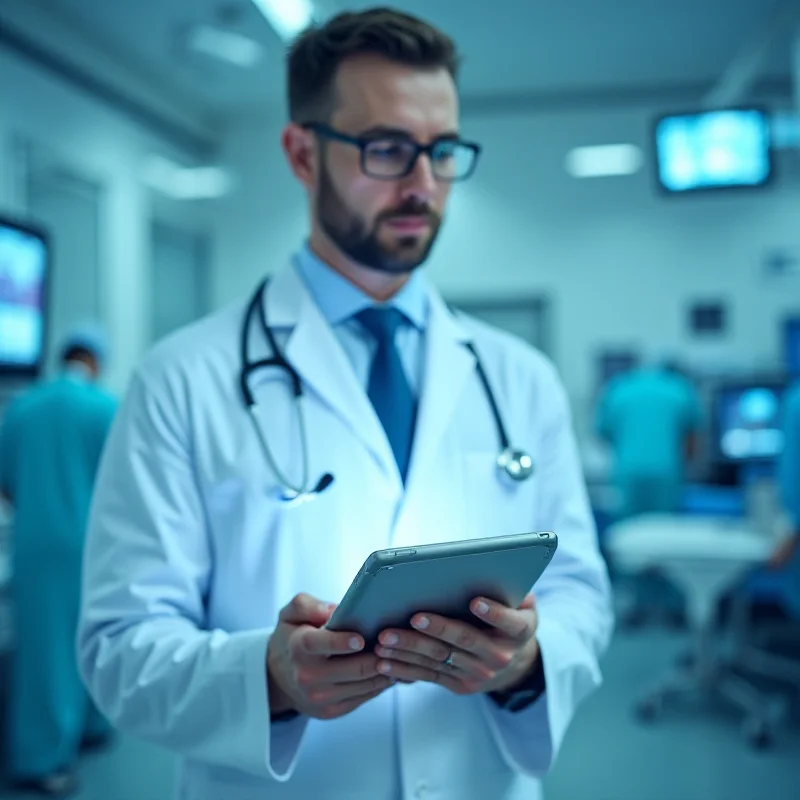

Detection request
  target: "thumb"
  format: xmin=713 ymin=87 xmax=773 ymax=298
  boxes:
xmin=280 ymin=593 xmax=337 ymax=626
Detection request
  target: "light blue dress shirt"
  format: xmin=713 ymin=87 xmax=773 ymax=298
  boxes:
xmin=293 ymin=243 xmax=430 ymax=398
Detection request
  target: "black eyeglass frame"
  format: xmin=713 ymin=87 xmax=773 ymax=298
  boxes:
xmin=303 ymin=122 xmax=482 ymax=182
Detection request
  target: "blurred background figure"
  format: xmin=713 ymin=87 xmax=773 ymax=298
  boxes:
xmin=596 ymin=354 xmax=703 ymax=626
xmin=597 ymin=353 xmax=703 ymax=518
xmin=0 ymin=324 xmax=117 ymax=797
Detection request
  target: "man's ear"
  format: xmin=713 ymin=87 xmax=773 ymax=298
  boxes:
xmin=282 ymin=123 xmax=317 ymax=189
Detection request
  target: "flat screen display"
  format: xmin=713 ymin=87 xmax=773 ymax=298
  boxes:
xmin=714 ymin=383 xmax=785 ymax=463
xmin=0 ymin=216 xmax=50 ymax=376
xmin=655 ymin=109 xmax=772 ymax=193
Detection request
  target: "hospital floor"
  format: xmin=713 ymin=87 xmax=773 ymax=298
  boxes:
xmin=1 ymin=630 xmax=799 ymax=800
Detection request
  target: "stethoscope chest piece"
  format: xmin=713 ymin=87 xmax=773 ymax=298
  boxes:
xmin=497 ymin=447 xmax=535 ymax=482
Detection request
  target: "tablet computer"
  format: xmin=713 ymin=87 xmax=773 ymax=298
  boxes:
xmin=326 ymin=531 xmax=557 ymax=645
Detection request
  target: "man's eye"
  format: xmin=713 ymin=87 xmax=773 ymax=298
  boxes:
xmin=433 ymin=141 xmax=461 ymax=160
xmin=368 ymin=141 xmax=412 ymax=159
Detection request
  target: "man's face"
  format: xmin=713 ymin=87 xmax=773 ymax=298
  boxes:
xmin=313 ymin=56 xmax=459 ymax=275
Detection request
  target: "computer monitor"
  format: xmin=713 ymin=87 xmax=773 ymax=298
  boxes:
xmin=0 ymin=215 xmax=50 ymax=378
xmin=783 ymin=316 xmax=800 ymax=378
xmin=654 ymin=108 xmax=773 ymax=193
xmin=713 ymin=380 xmax=785 ymax=464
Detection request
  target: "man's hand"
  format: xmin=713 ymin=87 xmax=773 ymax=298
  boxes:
xmin=266 ymin=593 xmax=388 ymax=720
xmin=266 ymin=593 xmax=454 ymax=721
xmin=372 ymin=594 xmax=541 ymax=695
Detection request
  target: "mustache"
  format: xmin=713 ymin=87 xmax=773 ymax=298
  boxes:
xmin=378 ymin=200 xmax=440 ymax=225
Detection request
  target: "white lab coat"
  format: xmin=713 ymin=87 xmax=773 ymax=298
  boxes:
xmin=78 ymin=263 xmax=613 ymax=800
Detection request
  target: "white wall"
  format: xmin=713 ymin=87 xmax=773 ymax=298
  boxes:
xmin=0 ymin=20 xmax=217 ymax=393
xmin=214 ymin=100 xmax=800 ymax=431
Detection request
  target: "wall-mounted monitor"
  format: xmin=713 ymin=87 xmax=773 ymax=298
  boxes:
xmin=712 ymin=380 xmax=786 ymax=464
xmin=654 ymin=108 xmax=772 ymax=193
xmin=0 ymin=215 xmax=50 ymax=378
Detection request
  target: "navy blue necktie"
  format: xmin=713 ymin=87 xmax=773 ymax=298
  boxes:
xmin=356 ymin=307 xmax=417 ymax=483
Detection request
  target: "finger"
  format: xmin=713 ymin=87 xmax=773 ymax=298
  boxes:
xmin=409 ymin=613 xmax=510 ymax=668
xmin=374 ymin=657 xmax=476 ymax=694
xmin=375 ymin=645 xmax=493 ymax=682
xmin=280 ymin=593 xmax=337 ymax=625
xmin=518 ymin=593 xmax=536 ymax=611
xmin=295 ymin=653 xmax=380 ymax=687
xmin=377 ymin=629 xmax=451 ymax=663
xmin=317 ymin=684 xmax=388 ymax=721
xmin=326 ymin=652 xmax=383 ymax=684
xmin=469 ymin=596 xmax=537 ymax=642
xmin=293 ymin=626 xmax=365 ymax=658
xmin=307 ymin=675 xmax=393 ymax=706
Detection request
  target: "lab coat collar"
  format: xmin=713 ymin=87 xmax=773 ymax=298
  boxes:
xmin=403 ymin=289 xmax=474 ymax=498
xmin=262 ymin=263 xmax=475 ymax=494
xmin=264 ymin=265 xmax=399 ymax=484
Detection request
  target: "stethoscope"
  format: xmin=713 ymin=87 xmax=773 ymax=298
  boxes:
xmin=240 ymin=277 xmax=534 ymax=502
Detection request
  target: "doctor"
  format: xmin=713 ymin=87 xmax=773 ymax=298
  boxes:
xmin=78 ymin=8 xmax=612 ymax=800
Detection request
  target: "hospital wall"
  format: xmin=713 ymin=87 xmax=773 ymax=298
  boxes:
xmin=0 ymin=0 xmax=217 ymax=395
xmin=213 ymin=99 xmax=800 ymax=434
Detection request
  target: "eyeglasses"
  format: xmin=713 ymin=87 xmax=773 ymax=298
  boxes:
xmin=303 ymin=122 xmax=482 ymax=182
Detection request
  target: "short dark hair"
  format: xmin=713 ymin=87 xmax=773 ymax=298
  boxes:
xmin=287 ymin=8 xmax=460 ymax=123
xmin=61 ymin=345 xmax=95 ymax=366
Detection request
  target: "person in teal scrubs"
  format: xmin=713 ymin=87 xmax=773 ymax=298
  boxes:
xmin=597 ymin=359 xmax=703 ymax=518
xmin=0 ymin=325 xmax=117 ymax=796
xmin=596 ymin=358 xmax=703 ymax=626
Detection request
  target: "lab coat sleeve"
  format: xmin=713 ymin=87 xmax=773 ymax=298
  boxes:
xmin=77 ymin=365 xmax=307 ymax=780
xmin=779 ymin=384 xmax=800 ymax=528
xmin=482 ymin=370 xmax=614 ymax=777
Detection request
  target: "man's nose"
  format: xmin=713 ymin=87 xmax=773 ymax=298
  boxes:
xmin=398 ymin=152 xmax=437 ymax=203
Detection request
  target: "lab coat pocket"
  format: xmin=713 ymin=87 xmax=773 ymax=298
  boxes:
xmin=463 ymin=451 xmax=537 ymax=540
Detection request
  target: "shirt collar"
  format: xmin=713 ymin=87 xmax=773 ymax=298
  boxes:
xmin=293 ymin=242 xmax=429 ymax=330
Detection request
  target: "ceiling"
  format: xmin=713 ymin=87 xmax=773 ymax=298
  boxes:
xmin=29 ymin=0 xmax=800 ymax=119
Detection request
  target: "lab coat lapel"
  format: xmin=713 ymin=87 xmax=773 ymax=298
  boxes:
xmin=405 ymin=290 xmax=475 ymax=494
xmin=265 ymin=266 xmax=399 ymax=481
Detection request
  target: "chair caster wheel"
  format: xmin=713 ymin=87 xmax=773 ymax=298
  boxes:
xmin=743 ymin=719 xmax=773 ymax=750
xmin=635 ymin=697 xmax=661 ymax=724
